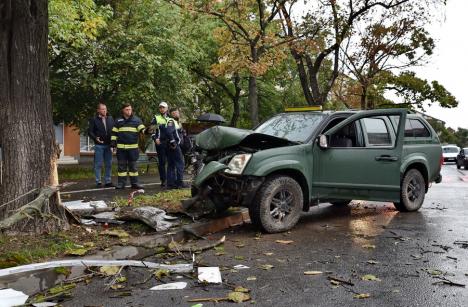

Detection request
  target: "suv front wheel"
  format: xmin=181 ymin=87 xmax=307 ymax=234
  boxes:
xmin=394 ymin=169 xmax=425 ymax=212
xmin=249 ymin=175 xmax=303 ymax=233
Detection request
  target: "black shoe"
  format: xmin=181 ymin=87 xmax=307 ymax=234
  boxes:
xmin=115 ymin=184 xmax=125 ymax=189
xmin=177 ymin=183 xmax=190 ymax=189
xmin=96 ymin=183 xmax=102 ymax=188
xmin=160 ymin=180 xmax=166 ymax=187
xmin=131 ymin=184 xmax=144 ymax=189
xmin=166 ymin=185 xmax=177 ymax=190
xmin=105 ymin=182 xmax=115 ymax=188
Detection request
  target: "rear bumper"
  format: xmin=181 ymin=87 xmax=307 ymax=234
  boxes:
xmin=434 ymin=174 xmax=442 ymax=184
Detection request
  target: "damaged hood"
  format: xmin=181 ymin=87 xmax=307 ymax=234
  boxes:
xmin=195 ymin=126 xmax=296 ymax=151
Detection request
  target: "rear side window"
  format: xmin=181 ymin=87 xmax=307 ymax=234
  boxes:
xmin=404 ymin=119 xmax=431 ymax=138
xmin=362 ymin=117 xmax=392 ymax=146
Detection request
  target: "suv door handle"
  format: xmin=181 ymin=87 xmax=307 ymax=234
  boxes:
xmin=375 ymin=155 xmax=398 ymax=162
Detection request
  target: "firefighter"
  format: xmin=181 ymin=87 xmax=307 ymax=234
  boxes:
xmin=166 ymin=107 xmax=188 ymax=189
xmin=150 ymin=101 xmax=170 ymax=187
xmin=111 ymin=103 xmax=145 ymax=189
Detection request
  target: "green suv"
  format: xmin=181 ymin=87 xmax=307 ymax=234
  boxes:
xmin=190 ymin=109 xmax=442 ymax=233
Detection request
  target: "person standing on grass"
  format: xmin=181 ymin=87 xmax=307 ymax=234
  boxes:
xmin=150 ymin=101 xmax=170 ymax=187
xmin=166 ymin=107 xmax=189 ymax=189
xmin=87 ymin=103 xmax=114 ymax=188
xmin=111 ymin=103 xmax=145 ymax=189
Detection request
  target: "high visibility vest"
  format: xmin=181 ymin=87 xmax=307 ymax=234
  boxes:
xmin=155 ymin=114 xmax=168 ymax=126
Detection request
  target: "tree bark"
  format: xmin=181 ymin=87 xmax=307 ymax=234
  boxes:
xmin=229 ymin=73 xmax=241 ymax=127
xmin=0 ymin=0 xmax=67 ymax=232
xmin=248 ymin=75 xmax=259 ymax=127
xmin=360 ymin=85 xmax=368 ymax=110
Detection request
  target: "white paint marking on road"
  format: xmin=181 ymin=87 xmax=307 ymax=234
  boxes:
xmin=61 ymin=180 xmax=191 ymax=195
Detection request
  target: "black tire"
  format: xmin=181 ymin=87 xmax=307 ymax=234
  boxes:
xmin=396 ymin=169 xmax=426 ymax=212
xmin=249 ymin=175 xmax=303 ymax=233
xmin=330 ymin=200 xmax=352 ymax=206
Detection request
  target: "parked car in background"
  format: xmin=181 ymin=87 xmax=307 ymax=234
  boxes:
xmin=456 ymin=148 xmax=468 ymax=169
xmin=442 ymin=145 xmax=460 ymax=163
xmin=189 ymin=108 xmax=443 ymax=233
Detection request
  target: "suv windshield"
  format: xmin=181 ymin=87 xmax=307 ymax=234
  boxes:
xmin=255 ymin=113 xmax=326 ymax=143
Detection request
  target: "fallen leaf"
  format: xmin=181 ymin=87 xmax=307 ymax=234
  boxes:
xmin=234 ymin=286 xmax=250 ymax=293
xmin=235 ymin=243 xmax=245 ymax=248
xmin=116 ymin=276 xmax=127 ymax=283
xmin=111 ymin=284 xmax=125 ymax=290
xmin=234 ymin=256 xmax=245 ymax=261
xmin=65 ymin=247 xmax=88 ymax=256
xmin=275 ymin=240 xmax=294 ymax=244
xmin=353 ymin=293 xmax=371 ymax=299
xmin=263 ymin=252 xmax=273 ymax=256
xmin=330 ymin=280 xmax=340 ymax=286
xmin=99 ymin=266 xmax=121 ymax=276
xmin=362 ymin=244 xmax=376 ymax=249
xmin=260 ymin=264 xmax=274 ymax=270
xmin=428 ymin=269 xmax=443 ymax=276
xmin=48 ymin=283 xmax=76 ymax=295
xmin=367 ymin=260 xmax=379 ymax=265
xmin=83 ymin=242 xmax=95 ymax=248
xmin=247 ymin=276 xmax=257 ymax=281
xmin=154 ymin=269 xmax=170 ymax=279
xmin=361 ymin=274 xmax=381 ymax=282
xmin=228 ymin=291 xmax=250 ymax=303
xmin=304 ymin=271 xmax=323 ymax=275
xmin=215 ymin=252 xmax=226 ymax=256
xmin=53 ymin=266 xmax=71 ymax=277
xmin=101 ymin=229 xmax=130 ymax=239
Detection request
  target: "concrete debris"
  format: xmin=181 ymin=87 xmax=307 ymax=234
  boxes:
xmin=117 ymin=206 xmax=177 ymax=231
xmin=198 ymin=267 xmax=222 ymax=284
xmin=150 ymin=282 xmax=188 ymax=290
xmin=63 ymin=200 xmax=108 ymax=215
xmin=0 ymin=288 xmax=29 ymax=307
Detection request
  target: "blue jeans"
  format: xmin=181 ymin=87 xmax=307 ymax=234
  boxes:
xmin=94 ymin=144 xmax=112 ymax=184
xmin=167 ymin=145 xmax=184 ymax=187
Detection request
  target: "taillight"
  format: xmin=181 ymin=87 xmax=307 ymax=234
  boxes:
xmin=439 ymin=155 xmax=444 ymax=167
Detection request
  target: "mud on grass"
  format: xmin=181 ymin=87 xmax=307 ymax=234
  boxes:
xmin=0 ymin=225 xmax=121 ymax=269
xmin=114 ymin=188 xmax=191 ymax=213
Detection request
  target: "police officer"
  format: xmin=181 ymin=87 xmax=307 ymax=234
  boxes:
xmin=166 ymin=107 xmax=188 ymax=189
xmin=150 ymin=102 xmax=170 ymax=187
xmin=111 ymin=103 xmax=145 ymax=189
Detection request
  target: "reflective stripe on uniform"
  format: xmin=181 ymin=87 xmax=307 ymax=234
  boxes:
xmin=137 ymin=124 xmax=145 ymax=132
xmin=118 ymin=172 xmax=128 ymax=176
xmin=118 ymin=127 xmax=138 ymax=132
xmin=112 ymin=127 xmax=119 ymax=132
xmin=155 ymin=114 xmax=168 ymax=125
xmin=111 ymin=136 xmax=117 ymax=140
xmin=117 ymin=143 xmax=139 ymax=149
xmin=128 ymin=171 xmax=138 ymax=176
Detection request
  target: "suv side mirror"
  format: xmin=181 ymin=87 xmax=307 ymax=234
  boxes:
xmin=318 ymin=134 xmax=328 ymax=149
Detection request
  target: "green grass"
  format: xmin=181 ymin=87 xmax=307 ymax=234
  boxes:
xmin=114 ymin=188 xmax=191 ymax=207
xmin=58 ymin=163 xmax=157 ymax=180
xmin=0 ymin=233 xmax=76 ymax=269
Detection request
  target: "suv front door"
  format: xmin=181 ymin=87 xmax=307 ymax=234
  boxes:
xmin=312 ymin=109 xmax=407 ymax=202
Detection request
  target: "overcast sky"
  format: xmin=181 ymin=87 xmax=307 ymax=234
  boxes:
xmin=415 ymin=0 xmax=468 ymax=129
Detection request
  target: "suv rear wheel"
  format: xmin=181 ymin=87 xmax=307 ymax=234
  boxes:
xmin=249 ymin=175 xmax=303 ymax=233
xmin=394 ymin=169 xmax=425 ymax=212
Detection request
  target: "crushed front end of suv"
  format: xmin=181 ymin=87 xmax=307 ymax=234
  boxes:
xmin=188 ymin=109 xmax=443 ymax=233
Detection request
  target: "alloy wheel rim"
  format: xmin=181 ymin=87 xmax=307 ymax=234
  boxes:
xmin=407 ymin=177 xmax=422 ymax=202
xmin=270 ymin=189 xmax=293 ymax=222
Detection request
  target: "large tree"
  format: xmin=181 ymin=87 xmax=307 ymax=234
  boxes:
xmin=0 ymin=0 xmax=67 ymax=231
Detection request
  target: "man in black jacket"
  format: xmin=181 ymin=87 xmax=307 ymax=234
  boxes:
xmin=111 ymin=103 xmax=145 ymax=189
xmin=88 ymin=103 xmax=114 ymax=188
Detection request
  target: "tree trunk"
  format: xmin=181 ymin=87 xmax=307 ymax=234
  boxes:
xmin=0 ymin=0 xmax=67 ymax=232
xmin=248 ymin=75 xmax=259 ymax=127
xmin=230 ymin=73 xmax=241 ymax=127
xmin=360 ymin=85 xmax=368 ymax=110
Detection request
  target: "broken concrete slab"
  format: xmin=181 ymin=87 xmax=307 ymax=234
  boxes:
xmin=117 ymin=206 xmax=177 ymax=231
xmin=62 ymin=200 xmax=108 ymax=215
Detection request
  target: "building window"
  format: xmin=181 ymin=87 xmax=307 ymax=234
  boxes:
xmin=80 ymin=134 xmax=94 ymax=152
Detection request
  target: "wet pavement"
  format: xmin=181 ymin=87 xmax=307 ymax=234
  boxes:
xmin=3 ymin=164 xmax=468 ymax=306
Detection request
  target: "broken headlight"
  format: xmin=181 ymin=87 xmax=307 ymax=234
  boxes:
xmin=225 ymin=154 xmax=252 ymax=175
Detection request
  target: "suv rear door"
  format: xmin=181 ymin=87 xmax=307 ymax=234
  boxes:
xmin=312 ymin=109 xmax=407 ymax=203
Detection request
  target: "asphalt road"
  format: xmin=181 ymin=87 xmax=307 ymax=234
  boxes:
xmin=50 ymin=164 xmax=468 ymax=306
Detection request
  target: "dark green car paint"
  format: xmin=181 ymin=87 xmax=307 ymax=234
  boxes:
xmin=194 ymin=109 xmax=442 ymax=208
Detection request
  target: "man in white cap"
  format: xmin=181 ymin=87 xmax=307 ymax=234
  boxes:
xmin=150 ymin=101 xmax=170 ymax=187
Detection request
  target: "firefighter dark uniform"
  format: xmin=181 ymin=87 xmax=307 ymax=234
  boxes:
xmin=111 ymin=115 xmax=145 ymax=189
xmin=166 ymin=118 xmax=185 ymax=189
xmin=150 ymin=113 xmax=169 ymax=186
